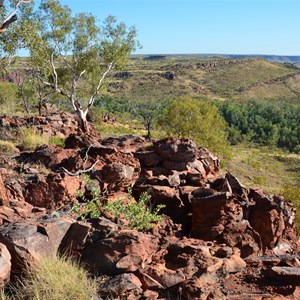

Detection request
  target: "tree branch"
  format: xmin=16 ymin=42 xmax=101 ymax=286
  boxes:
xmin=87 ymin=62 xmax=114 ymax=111
xmin=1 ymin=0 xmax=31 ymax=31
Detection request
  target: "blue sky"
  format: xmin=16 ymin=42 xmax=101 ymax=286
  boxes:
xmin=58 ymin=0 xmax=300 ymax=56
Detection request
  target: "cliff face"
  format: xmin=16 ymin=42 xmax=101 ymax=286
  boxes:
xmin=0 ymin=113 xmax=299 ymax=299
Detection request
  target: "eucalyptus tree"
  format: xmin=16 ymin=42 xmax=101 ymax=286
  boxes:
xmin=25 ymin=0 xmax=139 ymax=132
xmin=0 ymin=0 xmax=32 ymax=73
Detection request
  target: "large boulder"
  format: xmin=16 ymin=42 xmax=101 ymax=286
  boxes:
xmin=0 ymin=243 xmax=11 ymax=288
xmin=80 ymin=230 xmax=159 ymax=275
xmin=0 ymin=217 xmax=74 ymax=274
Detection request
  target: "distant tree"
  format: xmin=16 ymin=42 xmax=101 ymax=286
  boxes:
xmin=158 ymin=97 xmax=230 ymax=155
xmin=131 ymin=98 xmax=166 ymax=139
xmin=24 ymin=0 xmax=139 ymax=132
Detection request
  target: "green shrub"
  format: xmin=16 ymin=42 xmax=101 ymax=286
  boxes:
xmin=72 ymin=174 xmax=103 ymax=219
xmin=158 ymin=97 xmax=231 ymax=157
xmin=1 ymin=256 xmax=97 ymax=300
xmin=253 ymin=176 xmax=267 ymax=185
xmin=73 ymin=175 xmax=165 ymax=230
xmin=105 ymin=189 xmax=165 ymax=231
xmin=18 ymin=128 xmax=49 ymax=151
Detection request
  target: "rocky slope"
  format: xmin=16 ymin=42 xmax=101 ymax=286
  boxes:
xmin=0 ymin=112 xmax=299 ymax=299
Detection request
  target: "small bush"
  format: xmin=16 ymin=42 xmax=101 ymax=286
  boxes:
xmin=105 ymin=189 xmax=165 ymax=231
xmin=73 ymin=175 xmax=165 ymax=230
xmin=18 ymin=128 xmax=49 ymax=151
xmin=1 ymin=256 xmax=97 ymax=300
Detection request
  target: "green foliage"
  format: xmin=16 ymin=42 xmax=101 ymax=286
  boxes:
xmin=281 ymin=184 xmax=300 ymax=229
xmin=105 ymin=189 xmax=165 ymax=231
xmin=48 ymin=136 xmax=65 ymax=148
xmin=158 ymin=97 xmax=230 ymax=156
xmin=73 ymin=175 xmax=165 ymax=231
xmin=18 ymin=128 xmax=49 ymax=151
xmin=24 ymin=1 xmax=139 ymax=128
xmin=218 ymin=100 xmax=300 ymax=153
xmin=224 ymin=144 xmax=300 ymax=195
xmin=72 ymin=174 xmax=103 ymax=219
xmin=1 ymin=256 xmax=96 ymax=300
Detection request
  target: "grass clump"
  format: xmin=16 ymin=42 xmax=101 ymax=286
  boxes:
xmin=48 ymin=136 xmax=65 ymax=148
xmin=1 ymin=256 xmax=97 ymax=300
xmin=18 ymin=128 xmax=49 ymax=151
xmin=73 ymin=175 xmax=165 ymax=231
xmin=0 ymin=140 xmax=17 ymax=153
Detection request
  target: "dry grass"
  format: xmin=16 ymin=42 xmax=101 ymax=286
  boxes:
xmin=1 ymin=256 xmax=97 ymax=300
xmin=18 ymin=128 xmax=49 ymax=151
xmin=222 ymin=144 xmax=300 ymax=194
xmin=0 ymin=140 xmax=18 ymax=153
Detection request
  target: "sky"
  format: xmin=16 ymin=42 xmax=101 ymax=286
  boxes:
xmin=57 ymin=0 xmax=300 ymax=56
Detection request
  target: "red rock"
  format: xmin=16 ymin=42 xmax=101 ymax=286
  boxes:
xmin=80 ymin=230 xmax=159 ymax=274
xmin=0 ymin=217 xmax=74 ymax=274
xmin=101 ymin=135 xmax=146 ymax=153
xmin=24 ymin=173 xmax=80 ymax=209
xmin=154 ymin=138 xmax=197 ymax=162
xmin=191 ymin=192 xmax=231 ymax=239
xmin=134 ymin=151 xmax=162 ymax=167
xmin=0 ymin=172 xmax=8 ymax=206
xmin=0 ymin=206 xmax=15 ymax=225
xmin=100 ymin=273 xmax=142 ymax=299
xmin=222 ymin=252 xmax=247 ymax=274
xmin=0 ymin=242 xmax=11 ymax=288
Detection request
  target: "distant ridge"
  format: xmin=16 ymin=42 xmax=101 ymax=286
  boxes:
xmin=132 ymin=53 xmax=300 ymax=64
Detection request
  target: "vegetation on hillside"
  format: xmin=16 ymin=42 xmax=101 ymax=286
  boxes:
xmin=218 ymin=100 xmax=300 ymax=153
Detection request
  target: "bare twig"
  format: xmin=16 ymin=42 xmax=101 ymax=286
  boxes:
xmin=62 ymin=160 xmax=99 ymax=177
xmin=83 ymin=144 xmax=94 ymax=168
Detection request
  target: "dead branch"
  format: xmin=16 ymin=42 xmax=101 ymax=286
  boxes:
xmin=62 ymin=160 xmax=99 ymax=177
xmin=62 ymin=144 xmax=98 ymax=176
xmin=0 ymin=0 xmax=32 ymax=32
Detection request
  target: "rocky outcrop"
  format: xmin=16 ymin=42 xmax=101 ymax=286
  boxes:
xmin=0 ymin=109 xmax=84 ymax=140
xmin=0 ymin=117 xmax=299 ymax=299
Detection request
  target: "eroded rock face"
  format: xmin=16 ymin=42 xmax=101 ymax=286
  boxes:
xmin=81 ymin=230 xmax=159 ymax=275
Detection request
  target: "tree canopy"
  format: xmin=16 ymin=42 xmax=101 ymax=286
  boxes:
xmin=158 ymin=97 xmax=230 ymax=156
xmin=22 ymin=0 xmax=139 ymax=131
xmin=218 ymin=100 xmax=300 ymax=153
